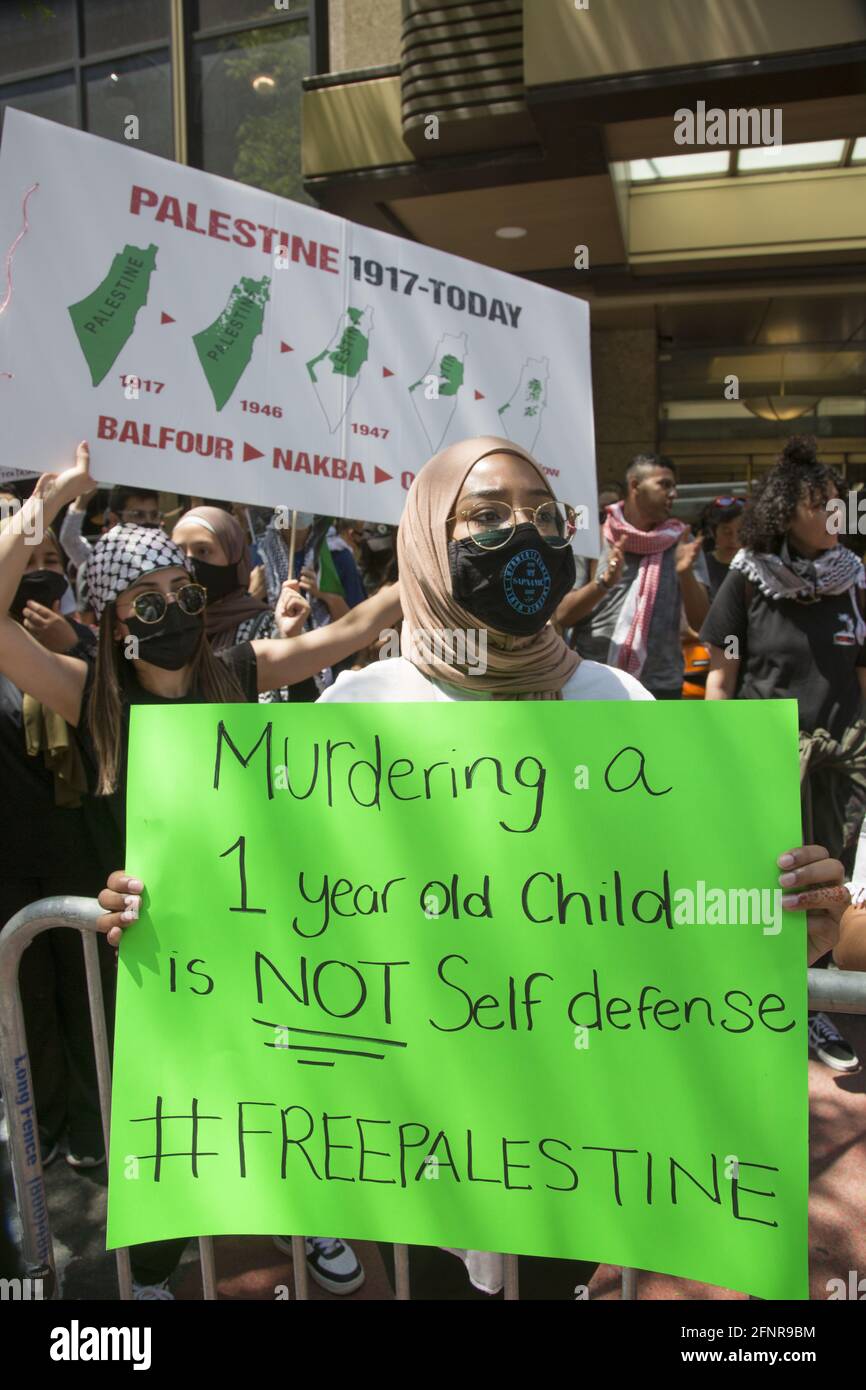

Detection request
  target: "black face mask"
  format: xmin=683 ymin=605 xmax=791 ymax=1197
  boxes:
xmin=11 ymin=569 xmax=68 ymax=620
xmin=124 ymin=602 xmax=204 ymax=671
xmin=448 ymin=523 xmax=576 ymax=636
xmin=190 ymin=556 xmax=239 ymax=603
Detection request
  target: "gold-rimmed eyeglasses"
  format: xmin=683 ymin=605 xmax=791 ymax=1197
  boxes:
xmin=446 ymin=500 xmax=577 ymax=550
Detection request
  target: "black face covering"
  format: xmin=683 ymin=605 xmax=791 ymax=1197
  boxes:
xmin=448 ymin=523 xmax=576 ymax=636
xmin=124 ymin=602 xmax=204 ymax=671
xmin=11 ymin=569 xmax=68 ymax=620
xmin=190 ymin=556 xmax=239 ymax=603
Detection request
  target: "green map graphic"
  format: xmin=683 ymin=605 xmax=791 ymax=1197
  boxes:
xmin=499 ymin=376 xmax=543 ymax=420
xmin=497 ymin=356 xmax=549 ymax=452
xmin=409 ymin=353 xmax=464 ymax=397
xmin=307 ymin=306 xmax=372 ymax=433
xmin=194 ymin=275 xmax=271 ymax=411
xmin=68 ymin=243 xmax=158 ymax=387
xmin=306 ymin=306 xmax=369 ymax=383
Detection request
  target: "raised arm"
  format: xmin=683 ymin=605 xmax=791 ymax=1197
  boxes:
xmin=0 ymin=444 xmax=93 ymax=724
xmin=58 ymin=492 xmax=96 ymax=568
xmin=251 ymin=581 xmax=401 ymax=694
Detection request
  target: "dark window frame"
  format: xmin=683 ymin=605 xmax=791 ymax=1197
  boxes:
xmin=0 ymin=0 xmax=328 ymax=153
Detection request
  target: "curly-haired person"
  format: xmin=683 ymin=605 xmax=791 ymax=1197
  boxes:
xmin=701 ymin=436 xmax=866 ymax=1073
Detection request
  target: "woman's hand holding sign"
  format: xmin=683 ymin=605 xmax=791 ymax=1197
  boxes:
xmin=98 ymin=844 xmax=865 ymax=964
xmin=98 ymin=872 xmax=143 ymax=947
xmin=778 ymin=845 xmax=849 ymax=964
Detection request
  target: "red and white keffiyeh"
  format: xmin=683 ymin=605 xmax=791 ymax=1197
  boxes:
xmin=602 ymin=502 xmax=685 ymax=676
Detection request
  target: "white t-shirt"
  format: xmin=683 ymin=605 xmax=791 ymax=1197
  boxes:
xmin=317 ymin=655 xmax=653 ymax=704
xmin=316 ymin=651 xmax=651 ymax=1297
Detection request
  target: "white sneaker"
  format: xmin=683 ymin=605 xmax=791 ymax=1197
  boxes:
xmin=133 ymin=1279 xmax=175 ymax=1301
xmin=66 ymin=1151 xmax=106 ymax=1170
xmin=273 ymin=1235 xmax=365 ymax=1294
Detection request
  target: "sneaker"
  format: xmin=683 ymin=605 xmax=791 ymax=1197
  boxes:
xmin=272 ymin=1235 xmax=365 ymax=1294
xmin=65 ymin=1150 xmax=106 ymax=1170
xmin=40 ymin=1136 xmax=59 ymax=1167
xmin=133 ymin=1279 xmax=174 ymax=1301
xmin=808 ymin=1013 xmax=860 ymax=1072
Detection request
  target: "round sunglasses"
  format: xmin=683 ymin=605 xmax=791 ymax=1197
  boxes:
xmin=122 ymin=583 xmax=207 ymax=625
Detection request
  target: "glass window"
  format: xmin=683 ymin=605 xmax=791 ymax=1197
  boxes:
xmin=0 ymin=0 xmax=76 ymax=79
xmin=84 ymin=52 xmax=173 ymax=158
xmin=737 ymin=140 xmax=846 ymax=173
xmin=194 ymin=1 xmax=284 ymax=31
xmin=0 ymin=75 xmax=77 ymax=137
xmin=625 ymin=153 xmax=730 ymax=182
xmin=189 ymin=23 xmax=311 ymax=203
xmin=82 ymin=0 xmax=170 ymax=55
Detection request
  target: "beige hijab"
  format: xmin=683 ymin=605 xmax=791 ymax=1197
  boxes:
xmin=397 ymin=436 xmax=580 ymax=698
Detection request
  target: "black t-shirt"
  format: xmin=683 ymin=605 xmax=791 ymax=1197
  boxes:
xmin=0 ymin=673 xmax=100 ymax=879
xmin=0 ymin=620 xmax=99 ymax=880
xmin=76 ymin=642 xmax=259 ymax=874
xmin=700 ymin=569 xmax=866 ymax=738
xmin=704 ymin=551 xmax=731 ymax=600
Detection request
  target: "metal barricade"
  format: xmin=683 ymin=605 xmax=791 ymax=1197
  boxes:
xmin=1 ymin=896 xmax=865 ymax=1302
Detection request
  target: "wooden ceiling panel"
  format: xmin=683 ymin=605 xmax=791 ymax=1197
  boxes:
xmin=387 ymin=175 xmax=625 ymax=270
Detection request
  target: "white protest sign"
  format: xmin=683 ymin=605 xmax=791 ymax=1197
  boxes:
xmin=0 ymin=110 xmax=597 ymax=547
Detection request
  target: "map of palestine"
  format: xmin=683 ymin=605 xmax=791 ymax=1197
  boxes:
xmin=67 ymin=243 xmax=158 ymax=387
xmin=306 ymin=305 xmax=372 ymax=432
xmin=193 ymin=274 xmax=271 ymax=411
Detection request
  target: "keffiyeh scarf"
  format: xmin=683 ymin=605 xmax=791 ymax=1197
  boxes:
xmin=85 ymin=525 xmax=193 ymax=620
xmin=602 ymin=502 xmax=686 ymax=677
xmin=731 ymin=541 xmax=866 ymax=643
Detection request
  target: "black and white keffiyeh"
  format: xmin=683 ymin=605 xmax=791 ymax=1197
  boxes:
xmin=730 ymin=541 xmax=866 ymax=642
xmin=86 ymin=525 xmax=193 ymax=620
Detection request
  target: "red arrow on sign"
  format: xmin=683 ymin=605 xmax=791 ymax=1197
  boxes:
xmin=160 ymin=312 xmax=175 ymax=325
xmin=243 ymin=442 xmax=264 ymax=463
xmin=374 ymin=466 xmax=392 ymax=484
xmin=474 ymin=389 xmax=485 ymax=400
xmin=382 ymin=367 xmax=394 ymax=378
xmin=280 ymin=341 xmax=293 ymax=353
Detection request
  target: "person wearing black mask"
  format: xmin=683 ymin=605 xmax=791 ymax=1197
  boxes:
xmin=313 ymin=437 xmax=647 ymax=702
xmin=170 ymin=505 xmax=314 ymax=702
xmin=0 ymin=525 xmax=108 ymax=1169
xmin=0 ymin=441 xmax=402 ymax=1297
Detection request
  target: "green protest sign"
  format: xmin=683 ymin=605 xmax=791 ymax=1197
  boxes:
xmin=107 ymin=699 xmax=807 ymax=1299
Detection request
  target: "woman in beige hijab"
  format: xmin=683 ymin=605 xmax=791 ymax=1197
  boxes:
xmin=319 ymin=437 xmax=649 ymax=1300
xmin=319 ymin=436 xmax=652 ymax=705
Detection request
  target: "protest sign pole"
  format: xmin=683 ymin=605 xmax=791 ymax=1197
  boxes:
xmin=393 ymin=1244 xmax=410 ymax=1300
xmin=287 ymin=510 xmax=298 ymax=576
xmin=291 ymin=1235 xmax=309 ymax=1299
